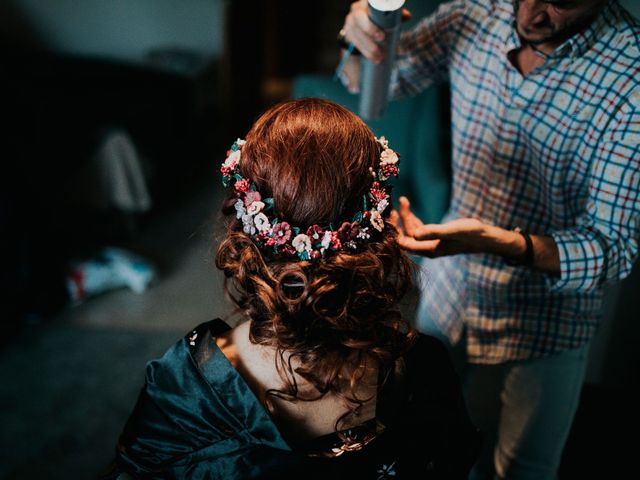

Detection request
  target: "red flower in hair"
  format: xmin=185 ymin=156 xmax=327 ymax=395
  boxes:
xmin=338 ymin=221 xmax=361 ymax=241
xmin=306 ymin=225 xmax=324 ymax=241
xmin=234 ymin=179 xmax=250 ymax=193
xmin=265 ymin=236 xmax=278 ymax=247
xmin=279 ymin=243 xmax=296 ymax=256
xmin=381 ymin=163 xmax=399 ymax=178
xmin=330 ymin=231 xmax=342 ymax=250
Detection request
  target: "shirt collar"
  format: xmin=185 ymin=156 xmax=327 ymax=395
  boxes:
xmin=562 ymin=0 xmax=618 ymax=58
xmin=504 ymin=0 xmax=619 ymax=60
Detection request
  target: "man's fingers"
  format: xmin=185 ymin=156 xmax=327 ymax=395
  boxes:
xmin=393 ymin=201 xmax=440 ymax=257
xmin=413 ymin=218 xmax=484 ymax=241
xmin=389 ymin=209 xmax=400 ymax=229
xmin=352 ymin=3 xmax=385 ymax=41
xmin=397 ymin=234 xmax=441 ymax=257
xmin=349 ymin=26 xmax=384 ymax=62
xmin=413 ymin=223 xmax=452 ymax=241
xmin=398 ymin=196 xmax=424 ymax=237
xmin=344 ymin=2 xmax=385 ymax=63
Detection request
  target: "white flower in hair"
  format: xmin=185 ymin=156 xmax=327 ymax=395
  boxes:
xmin=246 ymin=201 xmax=265 ymax=216
xmin=242 ymin=214 xmax=256 ymax=235
xmin=320 ymin=231 xmax=332 ymax=252
xmin=292 ymin=234 xmax=312 ymax=253
xmin=234 ymin=199 xmax=246 ymax=219
xmin=370 ymin=210 xmax=384 ymax=232
xmin=377 ymin=199 xmax=389 ymax=213
xmin=357 ymin=229 xmax=370 ymax=240
xmin=224 ymin=149 xmax=241 ymax=170
xmin=380 ymin=148 xmax=399 ymax=165
xmin=254 ymin=213 xmax=270 ymax=232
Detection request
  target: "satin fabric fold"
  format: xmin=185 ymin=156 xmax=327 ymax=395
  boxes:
xmin=116 ymin=320 xmax=293 ymax=479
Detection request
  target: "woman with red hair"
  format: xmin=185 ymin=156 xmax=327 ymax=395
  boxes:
xmin=107 ymin=98 xmax=478 ymax=479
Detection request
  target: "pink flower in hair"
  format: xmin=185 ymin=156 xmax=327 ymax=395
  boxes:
xmin=292 ymin=234 xmax=312 ymax=254
xmin=244 ymin=190 xmax=262 ymax=207
xmin=370 ymin=210 xmax=384 ymax=232
xmin=247 ymin=201 xmax=265 ymax=215
xmin=370 ymin=182 xmax=388 ymax=203
xmin=234 ymin=179 xmax=250 ymax=193
xmin=273 ymin=222 xmax=292 ymax=245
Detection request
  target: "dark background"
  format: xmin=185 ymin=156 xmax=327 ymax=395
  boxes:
xmin=0 ymin=0 xmax=349 ymax=326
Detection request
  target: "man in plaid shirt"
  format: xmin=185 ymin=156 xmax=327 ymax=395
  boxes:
xmin=342 ymin=0 xmax=639 ymax=478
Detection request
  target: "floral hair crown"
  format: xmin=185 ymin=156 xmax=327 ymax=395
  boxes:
xmin=220 ymin=136 xmax=399 ymax=261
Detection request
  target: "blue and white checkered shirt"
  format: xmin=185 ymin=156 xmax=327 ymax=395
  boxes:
xmin=393 ymin=0 xmax=640 ymax=363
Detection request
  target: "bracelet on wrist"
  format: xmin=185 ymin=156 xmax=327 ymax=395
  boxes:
xmin=505 ymin=227 xmax=534 ymax=267
xmin=337 ymin=28 xmax=361 ymax=55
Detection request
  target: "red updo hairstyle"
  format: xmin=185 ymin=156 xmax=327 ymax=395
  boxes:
xmin=215 ymin=98 xmax=416 ymax=428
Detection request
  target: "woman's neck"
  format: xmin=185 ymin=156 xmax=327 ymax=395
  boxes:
xmin=215 ymin=321 xmax=379 ymax=443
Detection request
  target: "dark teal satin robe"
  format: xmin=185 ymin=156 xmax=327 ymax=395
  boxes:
xmin=108 ymin=320 xmax=479 ymax=479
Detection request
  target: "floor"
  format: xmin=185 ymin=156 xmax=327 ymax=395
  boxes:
xmin=0 ymin=181 xmax=233 ymax=479
xmin=0 ymin=179 xmax=634 ymax=479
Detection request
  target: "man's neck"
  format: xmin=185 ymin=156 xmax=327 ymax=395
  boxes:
xmin=528 ymin=40 xmax=561 ymax=56
xmin=510 ymin=43 xmax=547 ymax=76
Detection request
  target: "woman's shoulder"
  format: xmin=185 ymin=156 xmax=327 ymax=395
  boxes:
xmin=183 ymin=318 xmax=231 ymax=365
xmin=113 ymin=319 xmax=292 ymax=477
xmin=138 ymin=318 xmax=232 ymax=388
xmin=187 ymin=318 xmax=232 ymax=352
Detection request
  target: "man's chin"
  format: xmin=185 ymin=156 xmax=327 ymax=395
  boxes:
xmin=517 ymin=26 xmax=555 ymax=45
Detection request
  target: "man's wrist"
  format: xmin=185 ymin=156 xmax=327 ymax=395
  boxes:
xmin=504 ymin=228 xmax=534 ymax=266
xmin=337 ymin=29 xmax=361 ymax=55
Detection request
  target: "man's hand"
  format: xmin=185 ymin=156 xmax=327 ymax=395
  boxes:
xmin=339 ymin=1 xmax=411 ymax=93
xmin=391 ymin=196 xmax=561 ymax=274
xmin=391 ymin=197 xmax=508 ymax=257
xmin=343 ymin=0 xmax=386 ymax=63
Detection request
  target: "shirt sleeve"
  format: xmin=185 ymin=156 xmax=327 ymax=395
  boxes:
xmin=391 ymin=0 xmax=480 ymax=98
xmin=550 ymin=92 xmax=640 ymax=292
